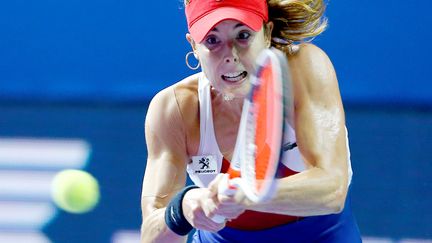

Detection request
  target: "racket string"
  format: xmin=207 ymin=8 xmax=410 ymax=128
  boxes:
xmin=244 ymin=105 xmax=257 ymax=190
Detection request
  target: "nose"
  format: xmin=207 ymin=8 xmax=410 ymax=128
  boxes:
xmin=224 ymin=56 xmax=238 ymax=63
xmin=224 ymin=42 xmax=239 ymax=64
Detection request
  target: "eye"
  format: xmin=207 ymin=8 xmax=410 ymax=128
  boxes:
xmin=237 ymin=31 xmax=251 ymax=41
xmin=205 ymin=35 xmax=220 ymax=45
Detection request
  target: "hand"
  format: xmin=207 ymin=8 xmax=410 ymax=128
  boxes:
xmin=204 ymin=174 xmax=248 ymax=221
xmin=181 ymin=186 xmax=226 ymax=232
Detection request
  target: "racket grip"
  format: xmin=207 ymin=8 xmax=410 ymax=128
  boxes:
xmin=211 ymin=174 xmax=237 ymax=223
xmin=211 ymin=214 xmax=226 ymax=223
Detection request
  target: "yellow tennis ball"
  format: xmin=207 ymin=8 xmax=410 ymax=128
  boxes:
xmin=51 ymin=169 xmax=100 ymax=214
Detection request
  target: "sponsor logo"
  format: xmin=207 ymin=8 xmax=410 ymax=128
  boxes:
xmin=191 ymin=155 xmax=218 ymax=174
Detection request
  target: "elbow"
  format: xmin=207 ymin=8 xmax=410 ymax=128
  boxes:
xmin=328 ymin=199 xmax=345 ymax=214
xmin=325 ymin=175 xmax=348 ymax=214
xmin=326 ymin=192 xmax=346 ymax=214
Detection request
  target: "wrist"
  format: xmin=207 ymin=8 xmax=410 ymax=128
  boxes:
xmin=164 ymin=185 xmax=199 ymax=236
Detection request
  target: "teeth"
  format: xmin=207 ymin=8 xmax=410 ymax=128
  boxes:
xmin=224 ymin=72 xmax=243 ymax=78
xmin=222 ymin=71 xmax=247 ymax=82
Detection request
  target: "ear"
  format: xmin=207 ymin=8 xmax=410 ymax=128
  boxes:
xmin=186 ymin=33 xmax=198 ymax=58
xmin=264 ymin=21 xmax=274 ymax=48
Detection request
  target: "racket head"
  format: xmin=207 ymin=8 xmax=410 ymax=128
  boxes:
xmin=239 ymin=48 xmax=288 ymax=202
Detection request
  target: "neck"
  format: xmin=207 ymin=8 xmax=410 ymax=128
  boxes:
xmin=210 ymin=88 xmax=244 ymax=117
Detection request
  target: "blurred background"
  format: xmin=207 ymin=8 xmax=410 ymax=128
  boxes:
xmin=0 ymin=0 xmax=431 ymax=242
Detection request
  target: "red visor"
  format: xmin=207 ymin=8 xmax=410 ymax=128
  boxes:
xmin=186 ymin=0 xmax=268 ymax=43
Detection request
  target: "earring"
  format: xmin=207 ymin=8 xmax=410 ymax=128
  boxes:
xmin=185 ymin=51 xmax=200 ymax=70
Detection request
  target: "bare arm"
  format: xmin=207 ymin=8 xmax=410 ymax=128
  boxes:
xmin=247 ymin=44 xmax=349 ymax=216
xmin=140 ymin=82 xmax=228 ymax=242
xmin=140 ymin=86 xmax=189 ymax=243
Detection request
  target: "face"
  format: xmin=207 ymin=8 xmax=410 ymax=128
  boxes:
xmin=188 ymin=20 xmax=272 ymax=98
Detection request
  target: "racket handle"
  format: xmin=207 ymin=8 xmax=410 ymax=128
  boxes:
xmin=211 ymin=174 xmax=237 ymax=223
xmin=211 ymin=214 xmax=226 ymax=224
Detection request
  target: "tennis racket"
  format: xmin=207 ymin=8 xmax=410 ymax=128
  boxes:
xmin=212 ymin=48 xmax=294 ymax=223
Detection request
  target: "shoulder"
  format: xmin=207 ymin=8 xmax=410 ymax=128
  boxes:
xmin=147 ymin=73 xmax=199 ymax=122
xmin=289 ymin=43 xmax=336 ymax=83
xmin=287 ymin=43 xmax=339 ymax=102
xmin=172 ymin=73 xmax=200 ymax=120
xmin=145 ymin=74 xmax=200 ymax=154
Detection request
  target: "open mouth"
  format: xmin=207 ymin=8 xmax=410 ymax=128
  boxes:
xmin=221 ymin=71 xmax=248 ymax=82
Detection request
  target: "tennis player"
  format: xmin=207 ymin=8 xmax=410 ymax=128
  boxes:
xmin=140 ymin=0 xmax=361 ymax=242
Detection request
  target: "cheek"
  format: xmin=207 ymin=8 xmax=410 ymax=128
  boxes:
xmin=200 ymin=57 xmax=218 ymax=78
xmin=241 ymin=49 xmax=261 ymax=71
xmin=195 ymin=49 xmax=215 ymax=76
xmin=200 ymin=58 xmax=224 ymax=90
xmin=197 ymin=50 xmax=226 ymax=82
xmin=241 ymin=38 xmax=268 ymax=69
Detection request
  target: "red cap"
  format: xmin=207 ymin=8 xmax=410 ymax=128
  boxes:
xmin=186 ymin=0 xmax=268 ymax=43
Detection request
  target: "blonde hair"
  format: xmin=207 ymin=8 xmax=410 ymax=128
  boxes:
xmin=184 ymin=0 xmax=328 ymax=48
xmin=268 ymin=0 xmax=327 ymax=49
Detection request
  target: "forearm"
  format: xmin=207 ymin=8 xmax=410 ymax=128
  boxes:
xmin=249 ymin=167 xmax=347 ymax=216
xmin=140 ymin=207 xmax=187 ymax=243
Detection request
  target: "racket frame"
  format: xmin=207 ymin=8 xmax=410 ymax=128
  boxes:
xmin=212 ymin=48 xmax=292 ymax=223
xmin=239 ymin=48 xmax=285 ymax=203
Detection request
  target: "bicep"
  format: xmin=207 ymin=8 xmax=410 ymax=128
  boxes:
xmin=141 ymin=88 xmax=189 ymax=218
xmin=292 ymin=44 xmax=348 ymax=179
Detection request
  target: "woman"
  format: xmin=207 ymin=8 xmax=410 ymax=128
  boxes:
xmin=141 ymin=0 xmax=361 ymax=242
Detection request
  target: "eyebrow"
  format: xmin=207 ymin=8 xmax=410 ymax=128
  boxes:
xmin=210 ymin=23 xmax=245 ymax=32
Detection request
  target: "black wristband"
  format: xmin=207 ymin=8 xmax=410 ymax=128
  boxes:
xmin=164 ymin=185 xmax=199 ymax=236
